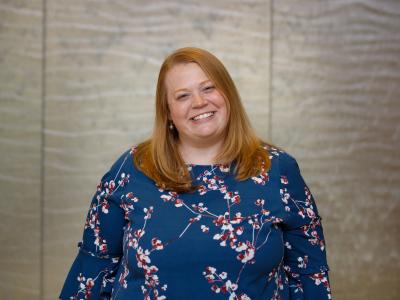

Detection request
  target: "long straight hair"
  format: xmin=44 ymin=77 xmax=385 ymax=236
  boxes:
xmin=134 ymin=47 xmax=271 ymax=193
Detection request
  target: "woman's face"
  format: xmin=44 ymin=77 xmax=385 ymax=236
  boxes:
xmin=165 ymin=62 xmax=228 ymax=146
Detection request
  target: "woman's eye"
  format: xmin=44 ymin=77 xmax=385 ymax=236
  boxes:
xmin=204 ymin=85 xmax=215 ymax=92
xmin=177 ymin=94 xmax=189 ymax=100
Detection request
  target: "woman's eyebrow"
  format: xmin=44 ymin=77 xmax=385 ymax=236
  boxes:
xmin=173 ymin=80 xmax=212 ymax=94
xmin=174 ymin=88 xmax=189 ymax=94
xmin=200 ymin=79 xmax=212 ymax=85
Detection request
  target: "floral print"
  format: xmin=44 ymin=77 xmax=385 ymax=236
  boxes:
xmin=60 ymin=146 xmax=331 ymax=299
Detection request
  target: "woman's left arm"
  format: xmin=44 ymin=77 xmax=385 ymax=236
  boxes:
xmin=279 ymin=152 xmax=332 ymax=299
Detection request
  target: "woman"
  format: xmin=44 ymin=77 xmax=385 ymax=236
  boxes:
xmin=60 ymin=47 xmax=331 ymax=300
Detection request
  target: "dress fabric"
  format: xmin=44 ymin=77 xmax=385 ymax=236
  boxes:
xmin=60 ymin=146 xmax=331 ymax=300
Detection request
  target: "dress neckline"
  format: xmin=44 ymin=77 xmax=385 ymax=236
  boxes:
xmin=186 ymin=162 xmax=234 ymax=179
xmin=186 ymin=163 xmax=229 ymax=167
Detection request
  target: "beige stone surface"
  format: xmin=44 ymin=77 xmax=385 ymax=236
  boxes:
xmin=271 ymin=1 xmax=400 ymax=299
xmin=43 ymin=1 xmax=271 ymax=298
xmin=0 ymin=0 xmax=43 ymax=299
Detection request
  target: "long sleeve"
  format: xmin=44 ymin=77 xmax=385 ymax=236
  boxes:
xmin=279 ymin=152 xmax=331 ymax=299
xmin=60 ymin=150 xmax=132 ymax=300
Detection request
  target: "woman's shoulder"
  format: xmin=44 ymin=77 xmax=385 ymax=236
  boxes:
xmin=107 ymin=145 xmax=153 ymax=181
xmin=108 ymin=147 xmax=135 ymax=172
xmin=261 ymin=143 xmax=300 ymax=173
xmin=100 ymin=146 xmax=138 ymax=188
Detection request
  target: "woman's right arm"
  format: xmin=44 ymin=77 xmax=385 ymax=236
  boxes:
xmin=59 ymin=150 xmax=132 ymax=300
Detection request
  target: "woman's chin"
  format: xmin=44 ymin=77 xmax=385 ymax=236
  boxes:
xmin=192 ymin=130 xmax=225 ymax=142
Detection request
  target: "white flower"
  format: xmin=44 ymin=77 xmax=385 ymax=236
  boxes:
xmin=201 ymin=225 xmax=209 ymax=233
xmin=160 ymin=195 xmax=172 ymax=201
xmin=221 ymin=224 xmax=234 ymax=231
xmin=213 ymin=233 xmax=222 ymax=240
xmin=235 ymin=242 xmax=248 ymax=252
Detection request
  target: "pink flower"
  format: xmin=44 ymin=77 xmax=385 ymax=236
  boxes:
xmin=99 ymin=243 xmax=107 ymax=253
xmin=101 ymin=201 xmax=110 ymax=214
xmin=134 ymin=229 xmax=145 ymax=238
xmin=255 ymin=198 xmax=265 ymax=206
xmin=151 ymin=238 xmax=164 ymax=250
xmin=261 ymin=209 xmax=270 ymax=216
xmin=86 ymin=278 xmax=94 ymax=288
xmin=235 ymin=226 xmax=244 ymax=235
xmin=211 ymin=284 xmax=220 ymax=293
xmin=126 ymin=192 xmax=139 ymax=202
xmin=238 ymin=293 xmax=251 ymax=300
xmin=306 ymin=208 xmax=316 ymax=218
xmin=236 ymin=243 xmax=255 ymax=263
xmin=201 ymin=225 xmax=209 ymax=233
xmin=231 ymin=195 xmax=241 ymax=204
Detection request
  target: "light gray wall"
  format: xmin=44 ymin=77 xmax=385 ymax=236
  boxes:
xmin=0 ymin=0 xmax=42 ymax=299
xmin=0 ymin=1 xmax=399 ymax=299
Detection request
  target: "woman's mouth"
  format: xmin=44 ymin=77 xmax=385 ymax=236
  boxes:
xmin=190 ymin=111 xmax=216 ymax=121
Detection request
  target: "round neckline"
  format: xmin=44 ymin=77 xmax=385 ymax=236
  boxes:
xmin=186 ymin=163 xmax=234 ymax=176
xmin=186 ymin=163 xmax=231 ymax=168
xmin=186 ymin=163 xmax=223 ymax=167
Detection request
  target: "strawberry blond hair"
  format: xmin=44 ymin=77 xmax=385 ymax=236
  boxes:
xmin=133 ymin=47 xmax=271 ymax=193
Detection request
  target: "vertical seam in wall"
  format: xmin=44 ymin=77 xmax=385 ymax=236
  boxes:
xmin=268 ymin=0 xmax=274 ymax=141
xmin=40 ymin=0 xmax=47 ymax=298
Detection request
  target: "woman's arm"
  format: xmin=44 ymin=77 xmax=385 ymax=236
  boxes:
xmin=59 ymin=150 xmax=132 ymax=300
xmin=279 ymin=152 xmax=332 ymax=299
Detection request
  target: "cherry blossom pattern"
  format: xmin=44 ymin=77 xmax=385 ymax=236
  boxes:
xmin=251 ymin=145 xmax=283 ymax=186
xmin=194 ymin=167 xmax=287 ymax=298
xmin=190 ymin=164 xmax=231 ymax=196
xmin=160 ymin=190 xmax=184 ymax=208
xmin=251 ymin=163 xmax=270 ymax=185
xmin=203 ymin=267 xmax=251 ymax=300
xmin=263 ymin=145 xmax=283 ymax=158
xmin=69 ymin=258 xmax=120 ymax=300
xmin=280 ymin=167 xmax=329 ymax=297
xmin=284 ymin=265 xmax=331 ymax=299
xmin=71 ymin=153 xmax=131 ymax=300
xmin=74 ymin=273 xmax=95 ymax=300
xmin=268 ymin=264 xmax=287 ymax=300
xmin=84 ymin=168 xmax=130 ymax=255
xmin=158 ymin=166 xmax=285 ymax=299
xmin=280 ymin=175 xmax=326 ymax=251
xmin=309 ymin=272 xmax=332 ymax=299
xmin=118 ymin=196 xmax=167 ymax=300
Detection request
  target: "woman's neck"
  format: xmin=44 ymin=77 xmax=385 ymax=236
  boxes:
xmin=178 ymin=139 xmax=224 ymax=165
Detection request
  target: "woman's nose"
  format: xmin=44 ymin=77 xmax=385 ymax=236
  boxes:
xmin=192 ymin=93 xmax=207 ymax=108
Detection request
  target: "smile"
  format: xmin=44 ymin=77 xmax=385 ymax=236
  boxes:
xmin=191 ymin=111 xmax=215 ymax=121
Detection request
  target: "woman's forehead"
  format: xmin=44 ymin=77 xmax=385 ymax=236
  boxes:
xmin=165 ymin=63 xmax=210 ymax=90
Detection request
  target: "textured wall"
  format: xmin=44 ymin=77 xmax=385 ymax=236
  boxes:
xmin=0 ymin=1 xmax=399 ymax=299
xmin=0 ymin=1 xmax=42 ymax=299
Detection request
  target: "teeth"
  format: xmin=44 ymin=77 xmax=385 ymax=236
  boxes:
xmin=192 ymin=112 xmax=214 ymax=121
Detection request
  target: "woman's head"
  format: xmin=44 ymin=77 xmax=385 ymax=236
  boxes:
xmin=134 ymin=47 xmax=270 ymax=192
xmin=154 ymin=47 xmax=250 ymax=150
xmin=164 ymin=62 xmax=228 ymax=148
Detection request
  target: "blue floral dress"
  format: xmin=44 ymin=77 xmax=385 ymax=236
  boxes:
xmin=60 ymin=146 xmax=331 ymax=300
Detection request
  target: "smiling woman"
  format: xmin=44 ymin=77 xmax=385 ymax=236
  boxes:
xmin=60 ymin=47 xmax=331 ymax=300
